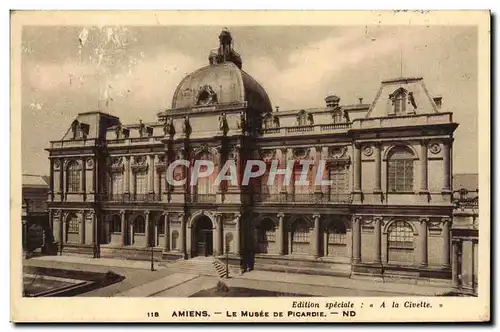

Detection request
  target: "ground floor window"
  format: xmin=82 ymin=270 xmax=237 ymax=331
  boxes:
xmin=291 ymin=219 xmax=310 ymax=254
xmin=134 ymin=215 xmax=146 ymax=234
xmin=387 ymin=220 xmax=415 ymax=265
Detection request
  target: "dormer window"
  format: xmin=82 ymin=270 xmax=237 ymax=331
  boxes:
xmin=389 ymin=87 xmax=410 ymax=116
xmin=332 ymin=110 xmax=343 ymax=123
xmin=296 ymin=110 xmax=313 ymax=126
xmin=297 ymin=110 xmax=308 ymax=126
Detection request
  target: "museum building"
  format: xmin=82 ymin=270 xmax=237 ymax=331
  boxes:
xmin=45 ymin=29 xmax=460 ymax=283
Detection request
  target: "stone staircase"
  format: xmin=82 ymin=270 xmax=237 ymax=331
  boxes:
xmin=161 ymin=256 xmax=238 ymax=278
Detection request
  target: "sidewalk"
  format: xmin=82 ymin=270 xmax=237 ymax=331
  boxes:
xmin=234 ymin=270 xmax=453 ymax=296
xmin=116 ymin=273 xmax=199 ymax=297
xmin=29 ymin=255 xmax=166 ymax=271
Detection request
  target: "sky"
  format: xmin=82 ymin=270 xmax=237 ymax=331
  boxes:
xmin=21 ymin=25 xmax=478 ymax=175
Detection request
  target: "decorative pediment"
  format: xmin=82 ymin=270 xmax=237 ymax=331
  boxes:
xmin=292 ymin=147 xmax=312 ymax=160
xmin=327 ymin=146 xmax=348 ymax=159
xmin=131 ymin=155 xmax=148 ymax=172
xmin=108 ymin=157 xmax=124 ymax=173
xmin=260 ymin=149 xmax=277 ymax=162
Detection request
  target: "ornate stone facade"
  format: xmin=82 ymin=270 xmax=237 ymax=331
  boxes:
xmin=45 ymin=29 xmax=463 ymax=285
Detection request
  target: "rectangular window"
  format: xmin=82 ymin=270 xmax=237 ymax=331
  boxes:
xmin=135 ymin=172 xmax=147 ymax=194
xmin=111 ymin=173 xmax=123 ymax=195
xmin=388 ymin=160 xmax=413 ymax=192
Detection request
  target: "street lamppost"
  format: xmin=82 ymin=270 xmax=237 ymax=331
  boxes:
xmin=225 ymin=243 xmax=229 ymax=279
xmin=150 ymin=230 xmax=155 ymax=272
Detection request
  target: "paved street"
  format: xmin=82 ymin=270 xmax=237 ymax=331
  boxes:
xmin=23 ymin=256 xmax=454 ymax=297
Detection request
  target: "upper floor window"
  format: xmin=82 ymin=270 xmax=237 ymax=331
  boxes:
xmin=66 ymin=161 xmax=80 ymax=193
xmin=387 ymin=146 xmax=414 ymax=192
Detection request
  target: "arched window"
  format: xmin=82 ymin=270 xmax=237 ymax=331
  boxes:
xmin=387 ymin=146 xmax=414 ymax=192
xmin=390 ymin=88 xmax=407 ymax=115
xmin=387 ymin=221 xmax=414 ymax=265
xmin=110 ymin=215 xmax=121 ymax=233
xmin=258 ymin=219 xmax=276 ymax=242
xmin=67 ymin=214 xmax=79 ymax=234
xmin=292 ymin=220 xmax=309 ymax=243
xmin=134 ymin=215 xmax=146 ymax=234
xmin=326 ymin=221 xmax=346 ymax=245
xmin=67 ymin=161 xmax=80 ymax=193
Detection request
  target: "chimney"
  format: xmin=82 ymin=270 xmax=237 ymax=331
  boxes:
xmin=275 ymin=106 xmax=280 ymax=112
xmin=358 ymin=97 xmax=363 ymax=104
xmin=325 ymin=95 xmax=340 ymax=108
xmin=433 ymin=96 xmax=442 ymax=109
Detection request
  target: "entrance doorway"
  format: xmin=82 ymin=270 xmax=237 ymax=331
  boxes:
xmin=194 ymin=216 xmax=213 ymax=257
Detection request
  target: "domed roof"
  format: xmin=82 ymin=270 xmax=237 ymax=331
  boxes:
xmin=171 ymin=30 xmax=272 ymax=113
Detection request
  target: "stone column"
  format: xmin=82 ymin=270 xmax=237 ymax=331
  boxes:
xmin=79 ymin=211 xmax=85 ymax=244
xmin=49 ymin=159 xmax=54 ymax=198
xmin=129 ymin=217 xmax=134 ymax=246
xmin=353 ymin=143 xmax=362 ymax=193
xmin=452 ymin=240 xmax=460 ymax=288
xmin=62 ymin=214 xmax=67 ymax=244
xmin=179 ymin=213 xmax=186 ymax=256
xmin=145 ymin=211 xmax=150 ymax=247
xmin=420 ymin=140 xmax=429 ymax=193
xmin=120 ymin=210 xmax=126 ymax=246
xmin=314 ymin=147 xmax=323 ymax=195
xmin=313 ymin=214 xmax=321 ymax=258
xmin=352 ymin=215 xmax=362 ymax=264
xmin=124 ymin=156 xmax=130 ymax=194
xmin=442 ymin=139 xmax=452 ymax=192
xmin=277 ymin=212 xmax=285 ymax=255
xmin=215 ymin=214 xmax=223 ymax=256
xmin=419 ymin=218 xmax=429 ymax=266
xmin=154 ymin=159 xmax=160 ymax=199
xmin=148 ymin=155 xmax=155 ymax=195
xmin=374 ymin=216 xmax=382 ymax=264
xmin=374 ymin=143 xmax=382 ymax=193
xmin=234 ymin=214 xmax=241 ymax=256
xmin=442 ymin=217 xmax=451 ymax=267
xmin=80 ymin=159 xmax=85 ymax=194
xmin=58 ymin=210 xmax=64 ymax=245
xmin=60 ymin=158 xmax=65 ymax=197
xmin=163 ymin=213 xmax=170 ymax=251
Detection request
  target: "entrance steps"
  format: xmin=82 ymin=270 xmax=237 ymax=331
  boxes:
xmin=162 ymin=257 xmax=220 ymax=277
xmin=161 ymin=256 xmax=238 ymax=278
